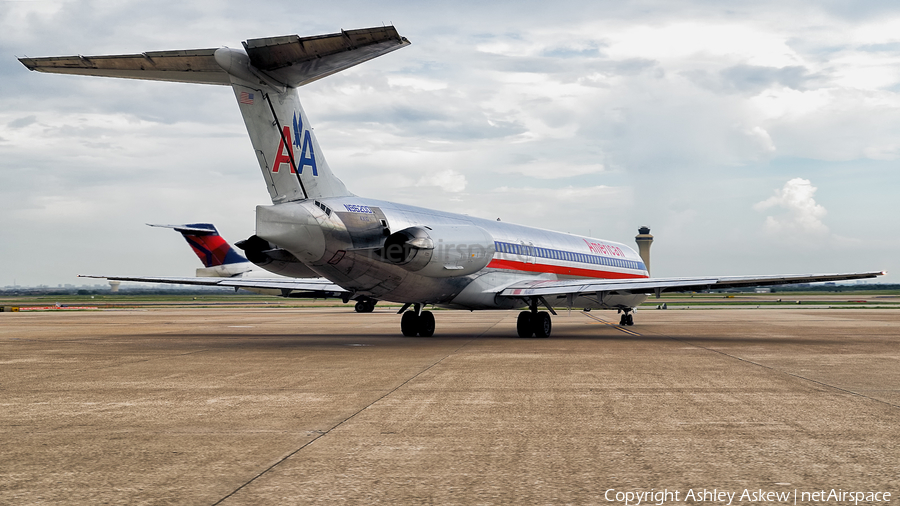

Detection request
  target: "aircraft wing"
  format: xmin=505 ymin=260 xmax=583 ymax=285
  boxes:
xmin=497 ymin=271 xmax=886 ymax=298
xmin=18 ymin=26 xmax=409 ymax=88
xmin=78 ymin=275 xmax=348 ymax=296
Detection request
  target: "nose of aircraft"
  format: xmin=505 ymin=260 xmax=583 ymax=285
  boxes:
xmin=255 ymin=202 xmax=327 ymax=263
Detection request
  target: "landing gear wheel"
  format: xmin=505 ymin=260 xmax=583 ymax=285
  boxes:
xmin=517 ymin=311 xmax=534 ymax=338
xmin=619 ymin=314 xmax=628 ymax=326
xmin=533 ymin=311 xmax=552 ymax=338
xmin=401 ymin=311 xmax=419 ymax=337
xmin=400 ymin=310 xmax=435 ymax=337
xmin=626 ymin=313 xmax=634 ymax=326
xmin=418 ymin=311 xmax=435 ymax=337
xmin=355 ymin=299 xmax=377 ymax=313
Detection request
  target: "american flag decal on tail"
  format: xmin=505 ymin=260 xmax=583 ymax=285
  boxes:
xmin=239 ymin=92 xmax=254 ymax=105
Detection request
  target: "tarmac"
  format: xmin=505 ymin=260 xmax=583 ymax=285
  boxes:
xmin=1 ymin=306 xmax=898 ymax=505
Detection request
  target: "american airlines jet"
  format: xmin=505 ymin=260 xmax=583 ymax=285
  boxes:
xmin=20 ymin=26 xmax=883 ymax=338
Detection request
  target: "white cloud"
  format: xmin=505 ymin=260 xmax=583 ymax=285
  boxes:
xmin=744 ymin=126 xmax=776 ymax=154
xmin=387 ymin=76 xmax=448 ymax=91
xmin=496 ymin=160 xmax=604 ymax=179
xmin=753 ymin=178 xmax=829 ymax=237
xmin=605 ymin=22 xmax=803 ymax=68
xmin=416 ymin=169 xmax=467 ymax=192
xmin=483 ymin=185 xmax=632 ymax=230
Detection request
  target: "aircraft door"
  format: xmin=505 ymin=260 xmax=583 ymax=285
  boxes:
xmin=372 ymin=207 xmax=390 ymax=235
xmin=518 ymin=240 xmax=535 ymax=264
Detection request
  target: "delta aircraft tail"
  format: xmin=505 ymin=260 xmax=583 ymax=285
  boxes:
xmin=19 ymin=27 xmax=410 ymax=202
xmin=148 ymin=223 xmax=252 ymax=277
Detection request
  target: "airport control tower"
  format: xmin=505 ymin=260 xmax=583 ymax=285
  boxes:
xmin=635 ymin=226 xmax=653 ymax=275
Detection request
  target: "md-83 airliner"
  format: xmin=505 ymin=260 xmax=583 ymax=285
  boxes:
xmin=20 ymin=26 xmax=883 ymax=337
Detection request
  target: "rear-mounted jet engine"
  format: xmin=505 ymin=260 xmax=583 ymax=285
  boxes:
xmin=381 ymin=225 xmax=494 ymax=278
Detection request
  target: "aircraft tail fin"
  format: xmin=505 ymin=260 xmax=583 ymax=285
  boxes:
xmin=148 ymin=223 xmax=247 ymax=268
xmin=20 ymin=26 xmax=410 ymax=202
xmin=226 ymin=77 xmax=350 ymax=201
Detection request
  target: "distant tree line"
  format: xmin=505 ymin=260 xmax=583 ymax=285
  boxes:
xmin=0 ymin=286 xmax=237 ymax=296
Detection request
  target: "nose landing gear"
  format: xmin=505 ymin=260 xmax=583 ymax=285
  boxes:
xmin=354 ymin=297 xmax=377 ymax=313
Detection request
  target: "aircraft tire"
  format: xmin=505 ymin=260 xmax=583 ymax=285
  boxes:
xmin=419 ymin=311 xmax=435 ymax=337
xmin=516 ymin=311 xmax=534 ymax=338
xmin=533 ymin=311 xmax=552 ymax=338
xmin=355 ymin=299 xmax=377 ymax=313
xmin=401 ymin=311 xmax=419 ymax=337
xmin=619 ymin=314 xmax=628 ymax=326
xmin=626 ymin=314 xmax=634 ymax=326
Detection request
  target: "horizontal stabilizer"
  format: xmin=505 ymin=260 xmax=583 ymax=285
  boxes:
xmin=19 ymin=26 xmax=410 ymax=88
xmin=19 ymin=49 xmax=228 ymax=85
xmin=147 ymin=223 xmax=218 ymax=235
xmin=243 ymin=26 xmax=410 ymax=87
xmin=78 ymin=274 xmax=348 ymax=294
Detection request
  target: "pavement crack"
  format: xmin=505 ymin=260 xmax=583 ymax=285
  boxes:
xmin=581 ymin=312 xmax=642 ymax=336
xmin=212 ymin=335 xmax=481 ymax=505
xmin=653 ymin=332 xmax=900 ymax=410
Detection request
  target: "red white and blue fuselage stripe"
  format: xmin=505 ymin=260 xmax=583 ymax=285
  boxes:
xmin=488 ymin=240 xmax=649 ymax=280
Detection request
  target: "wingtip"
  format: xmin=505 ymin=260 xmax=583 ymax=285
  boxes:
xmin=17 ymin=56 xmax=36 ymax=71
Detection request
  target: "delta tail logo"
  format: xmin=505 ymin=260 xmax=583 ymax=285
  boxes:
xmin=273 ymin=112 xmax=318 ymax=176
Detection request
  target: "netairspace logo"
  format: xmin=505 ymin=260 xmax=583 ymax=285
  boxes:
xmin=603 ymin=488 xmax=892 ymax=506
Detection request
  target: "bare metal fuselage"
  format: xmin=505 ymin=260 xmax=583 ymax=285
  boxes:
xmin=256 ymin=196 xmax=651 ymax=311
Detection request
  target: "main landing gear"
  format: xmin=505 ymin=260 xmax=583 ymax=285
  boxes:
xmin=354 ymin=297 xmax=377 ymax=313
xmin=517 ymin=311 xmax=551 ymax=338
xmin=517 ymin=296 xmax=555 ymax=338
xmin=619 ymin=310 xmax=634 ymax=326
xmin=399 ymin=304 xmax=435 ymax=337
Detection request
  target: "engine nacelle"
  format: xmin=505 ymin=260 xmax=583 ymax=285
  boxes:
xmin=382 ymin=225 xmax=494 ymax=278
xmin=235 ymin=235 xmax=321 ymax=278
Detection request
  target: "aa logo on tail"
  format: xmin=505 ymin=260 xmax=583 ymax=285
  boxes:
xmin=273 ymin=112 xmax=318 ymax=176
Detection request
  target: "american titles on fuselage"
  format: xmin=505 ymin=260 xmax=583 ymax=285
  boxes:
xmin=584 ymin=239 xmax=625 ymax=257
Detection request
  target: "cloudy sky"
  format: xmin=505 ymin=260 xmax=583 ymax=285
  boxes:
xmin=1 ymin=0 xmax=898 ymax=286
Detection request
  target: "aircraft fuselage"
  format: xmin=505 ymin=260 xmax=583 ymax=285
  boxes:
xmin=256 ymin=196 xmax=651 ymax=310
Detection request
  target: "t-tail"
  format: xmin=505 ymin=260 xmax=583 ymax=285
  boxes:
xmin=219 ymin=57 xmax=349 ymax=202
xmin=148 ymin=223 xmax=251 ymax=277
xmin=19 ymin=26 xmax=411 ymax=203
